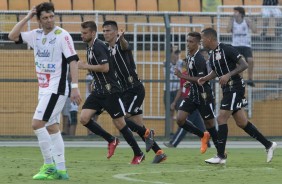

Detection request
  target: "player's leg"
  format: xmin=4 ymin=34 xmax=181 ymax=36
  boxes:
xmin=177 ymin=99 xmax=210 ymax=153
xmin=32 ymin=94 xmax=68 ymax=180
xmin=232 ymin=109 xmax=277 ymax=162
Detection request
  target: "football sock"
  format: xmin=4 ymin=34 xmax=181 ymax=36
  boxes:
xmin=207 ymin=126 xmax=219 ymax=149
xmin=217 ymin=124 xmax=228 ymax=158
xmin=243 ymin=121 xmax=272 ymax=149
xmin=125 ymin=119 xmax=146 ymax=136
xmin=151 ymin=141 xmax=161 ymax=154
xmin=34 ymin=127 xmax=53 ymax=164
xmin=120 ymin=125 xmax=143 ymax=156
xmin=50 ymin=131 xmax=66 ymax=171
xmin=84 ymin=119 xmax=114 ymax=143
xmin=180 ymin=120 xmax=204 ymax=138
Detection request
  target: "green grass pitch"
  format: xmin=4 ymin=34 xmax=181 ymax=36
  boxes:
xmin=0 ymin=147 xmax=281 ymax=184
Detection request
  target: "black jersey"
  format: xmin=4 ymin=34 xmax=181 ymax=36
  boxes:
xmin=87 ymin=38 xmax=121 ymax=95
xmin=109 ymin=39 xmax=141 ymax=91
xmin=209 ymin=43 xmax=245 ymax=92
xmin=185 ymin=50 xmax=213 ymax=104
xmin=263 ymin=0 xmax=278 ymax=5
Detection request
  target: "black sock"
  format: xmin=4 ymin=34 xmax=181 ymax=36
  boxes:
xmin=217 ymin=124 xmax=228 ymax=158
xmin=243 ymin=121 xmax=272 ymax=149
xmin=84 ymin=119 xmax=114 ymax=143
xmin=207 ymin=126 xmax=218 ymax=149
xmin=125 ymin=119 xmax=146 ymax=136
xmin=120 ymin=125 xmax=142 ymax=156
xmin=180 ymin=120 xmax=204 ymax=138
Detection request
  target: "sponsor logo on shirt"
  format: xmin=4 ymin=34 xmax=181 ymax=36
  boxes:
xmin=35 ymin=62 xmax=56 ymax=73
xmin=54 ymin=29 xmax=62 ymax=35
xmin=36 ymin=50 xmax=50 ymax=57
xmin=65 ymin=36 xmax=75 ymax=55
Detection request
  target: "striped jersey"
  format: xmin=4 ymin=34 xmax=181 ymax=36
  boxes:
xmin=86 ymin=38 xmax=121 ymax=95
xmin=19 ymin=26 xmax=79 ymax=95
xmin=185 ymin=50 xmax=213 ymax=104
xmin=109 ymin=39 xmax=141 ymax=91
xmin=209 ymin=43 xmax=245 ymax=92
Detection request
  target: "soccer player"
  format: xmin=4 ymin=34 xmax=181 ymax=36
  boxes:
xmin=102 ymin=20 xmax=167 ymax=163
xmin=227 ymin=6 xmax=256 ymax=87
xmin=78 ymin=20 xmax=145 ymax=164
xmin=8 ymin=2 xmax=82 ymax=180
xmin=199 ymin=28 xmax=277 ymax=164
xmin=174 ymin=32 xmax=218 ymax=154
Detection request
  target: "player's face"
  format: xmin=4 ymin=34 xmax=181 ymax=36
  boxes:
xmin=102 ymin=25 xmax=117 ymax=43
xmin=186 ymin=36 xmax=199 ymax=53
xmin=233 ymin=10 xmax=241 ymax=20
xmin=81 ymin=27 xmax=95 ymax=44
xmin=200 ymin=33 xmax=210 ymax=50
xmin=38 ymin=11 xmax=55 ymax=31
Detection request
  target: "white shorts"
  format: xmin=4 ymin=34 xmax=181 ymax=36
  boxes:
xmin=262 ymin=7 xmax=282 ymax=18
xmin=33 ymin=93 xmax=68 ymax=127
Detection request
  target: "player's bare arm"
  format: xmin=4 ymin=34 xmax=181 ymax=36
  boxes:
xmin=198 ymin=70 xmax=217 ymax=85
xmin=78 ymin=61 xmax=109 ymax=73
xmin=8 ymin=7 xmax=36 ymax=41
xmin=119 ymin=29 xmax=129 ymax=50
xmin=219 ymin=58 xmax=248 ymax=85
xmin=69 ymin=60 xmax=82 ymax=105
xmin=246 ymin=18 xmax=257 ymax=33
xmin=174 ymin=68 xmax=201 ymax=83
xmin=226 ymin=17 xmax=234 ymax=33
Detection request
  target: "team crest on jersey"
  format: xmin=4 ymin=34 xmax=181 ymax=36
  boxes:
xmin=215 ymin=52 xmax=221 ymax=60
xmin=54 ymin=29 xmax=62 ymax=35
xmin=42 ymin=38 xmax=46 ymax=45
xmin=189 ymin=61 xmax=193 ymax=69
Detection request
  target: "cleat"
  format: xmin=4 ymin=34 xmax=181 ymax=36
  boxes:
xmin=144 ymin=129 xmax=154 ymax=152
xmin=152 ymin=150 xmax=167 ymax=164
xmin=46 ymin=170 xmax=69 ymax=180
xmin=107 ymin=137 xmax=119 ymax=159
xmin=131 ymin=153 xmax=145 ymax=164
xmin=32 ymin=163 xmax=56 ymax=180
xmin=163 ymin=142 xmax=176 ymax=148
xmin=200 ymin=131 xmax=210 ymax=154
xmin=205 ymin=155 xmax=226 ymax=164
xmin=266 ymin=142 xmax=277 ymax=163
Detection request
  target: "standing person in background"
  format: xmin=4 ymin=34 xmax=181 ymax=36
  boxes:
xmin=164 ymin=47 xmax=183 ymax=137
xmin=174 ymin=32 xmax=219 ymax=155
xmin=199 ymin=28 xmax=277 ymax=164
xmin=79 ymin=20 xmax=145 ymax=164
xmin=227 ymin=7 xmax=256 ymax=87
xmin=261 ymin=0 xmax=282 ymax=38
xmin=102 ymin=20 xmax=167 ymax=163
xmin=8 ymin=2 xmax=82 ymax=180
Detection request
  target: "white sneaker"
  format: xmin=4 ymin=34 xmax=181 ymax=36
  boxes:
xmin=266 ymin=142 xmax=277 ymax=163
xmin=205 ymin=155 xmax=226 ymax=164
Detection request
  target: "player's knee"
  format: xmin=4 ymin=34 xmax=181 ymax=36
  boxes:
xmin=80 ymin=115 xmax=90 ymax=125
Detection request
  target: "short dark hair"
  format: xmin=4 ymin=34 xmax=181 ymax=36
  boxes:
xmin=201 ymin=28 xmax=217 ymax=40
xmin=102 ymin=20 xmax=118 ymax=30
xmin=36 ymin=2 xmax=55 ymax=19
xmin=81 ymin=21 xmax=97 ymax=32
xmin=187 ymin=32 xmax=201 ymax=42
xmin=234 ymin=6 xmax=245 ymax=17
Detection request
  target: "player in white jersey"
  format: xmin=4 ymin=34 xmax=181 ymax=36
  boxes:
xmin=227 ymin=7 xmax=257 ymax=87
xmin=8 ymin=2 xmax=81 ymax=180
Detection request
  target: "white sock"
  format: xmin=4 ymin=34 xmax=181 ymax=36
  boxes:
xmin=50 ymin=131 xmax=66 ymax=170
xmin=34 ymin=127 xmax=53 ymax=165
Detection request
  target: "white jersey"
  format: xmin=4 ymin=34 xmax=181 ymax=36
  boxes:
xmin=21 ymin=26 xmax=78 ymax=95
xmin=231 ymin=19 xmax=251 ymax=47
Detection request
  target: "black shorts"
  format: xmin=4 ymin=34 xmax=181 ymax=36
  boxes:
xmin=82 ymin=92 xmax=125 ymax=119
xmin=178 ymin=97 xmax=215 ymax=120
xmin=234 ymin=46 xmax=253 ymax=59
xmin=220 ymin=90 xmax=245 ymax=111
xmin=121 ymin=84 xmax=145 ymax=115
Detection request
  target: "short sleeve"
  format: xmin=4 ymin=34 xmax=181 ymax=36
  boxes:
xmin=94 ymin=42 xmax=109 ymax=64
xmin=224 ymin=45 xmax=242 ymax=64
xmin=61 ymin=31 xmax=78 ymax=61
xmin=21 ymin=30 xmax=35 ymax=48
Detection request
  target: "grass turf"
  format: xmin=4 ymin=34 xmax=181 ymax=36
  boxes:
xmin=0 ymin=147 xmax=281 ymax=184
